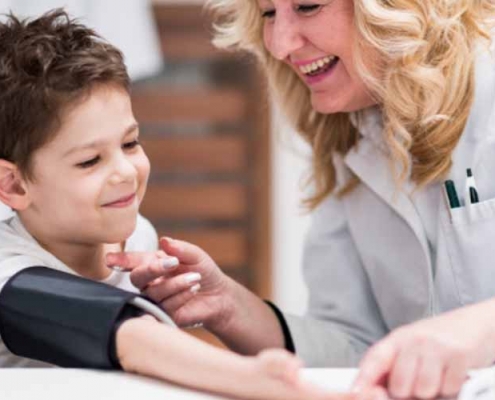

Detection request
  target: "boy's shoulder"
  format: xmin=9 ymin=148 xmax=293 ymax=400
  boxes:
xmin=0 ymin=216 xmax=72 ymax=290
xmin=125 ymin=214 xmax=159 ymax=252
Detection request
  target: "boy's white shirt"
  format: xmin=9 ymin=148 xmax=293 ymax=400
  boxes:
xmin=0 ymin=202 xmax=13 ymax=221
xmin=0 ymin=213 xmax=158 ymax=368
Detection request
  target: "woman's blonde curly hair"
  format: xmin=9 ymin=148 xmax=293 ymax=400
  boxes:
xmin=207 ymin=0 xmax=495 ymax=209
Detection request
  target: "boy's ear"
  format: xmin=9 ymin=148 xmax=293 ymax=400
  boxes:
xmin=0 ymin=160 xmax=31 ymax=211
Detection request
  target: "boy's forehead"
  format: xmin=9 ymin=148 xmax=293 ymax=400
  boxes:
xmin=48 ymin=86 xmax=135 ymax=151
xmin=61 ymin=122 xmax=139 ymax=158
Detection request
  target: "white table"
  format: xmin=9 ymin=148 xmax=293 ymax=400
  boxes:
xmin=0 ymin=368 xmax=357 ymax=400
xmin=1 ymin=368 xmax=494 ymax=399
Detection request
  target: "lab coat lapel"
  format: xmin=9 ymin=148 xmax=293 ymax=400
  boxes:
xmin=345 ymin=139 xmax=431 ymax=262
xmin=344 ymin=138 xmax=434 ymax=324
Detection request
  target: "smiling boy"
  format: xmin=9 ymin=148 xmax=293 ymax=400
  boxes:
xmin=0 ymin=8 xmax=163 ymax=366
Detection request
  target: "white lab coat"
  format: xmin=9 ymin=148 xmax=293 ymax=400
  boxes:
xmin=285 ymin=40 xmax=495 ymax=367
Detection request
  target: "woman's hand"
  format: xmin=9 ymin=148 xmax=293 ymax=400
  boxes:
xmin=353 ymin=299 xmax=495 ymax=399
xmin=106 ymin=237 xmax=234 ymax=329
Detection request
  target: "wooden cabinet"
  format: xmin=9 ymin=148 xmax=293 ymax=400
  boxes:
xmin=132 ymin=4 xmax=272 ymax=345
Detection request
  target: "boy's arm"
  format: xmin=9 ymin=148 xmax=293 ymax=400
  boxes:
xmin=116 ymin=316 xmax=350 ymax=400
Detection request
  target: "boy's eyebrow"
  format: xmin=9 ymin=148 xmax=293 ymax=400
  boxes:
xmin=62 ymin=122 xmax=139 ymax=157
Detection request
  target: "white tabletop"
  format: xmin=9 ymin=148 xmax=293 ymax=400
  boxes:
xmin=2 ymin=367 xmax=494 ymax=400
xmin=0 ymin=368 xmax=358 ymax=400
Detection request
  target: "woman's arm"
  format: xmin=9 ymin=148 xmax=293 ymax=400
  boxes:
xmin=354 ymin=298 xmax=495 ymax=399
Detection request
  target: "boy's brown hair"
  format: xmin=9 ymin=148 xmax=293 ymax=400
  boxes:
xmin=0 ymin=8 xmax=130 ymax=179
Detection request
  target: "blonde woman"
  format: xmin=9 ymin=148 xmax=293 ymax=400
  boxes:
xmin=109 ymin=0 xmax=495 ymax=399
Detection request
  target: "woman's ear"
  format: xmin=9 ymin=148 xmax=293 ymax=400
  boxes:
xmin=0 ymin=160 xmax=31 ymax=210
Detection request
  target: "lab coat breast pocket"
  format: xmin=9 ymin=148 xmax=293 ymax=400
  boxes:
xmin=442 ymin=198 xmax=495 ymax=305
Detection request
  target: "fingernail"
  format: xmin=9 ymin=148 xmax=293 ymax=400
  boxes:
xmin=161 ymin=257 xmax=179 ymax=269
xmin=190 ymin=283 xmax=201 ymax=293
xmin=185 ymin=272 xmax=201 ymax=283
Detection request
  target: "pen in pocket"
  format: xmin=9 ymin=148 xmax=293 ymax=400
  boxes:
xmin=444 ymin=180 xmax=461 ymax=209
xmin=465 ymin=168 xmax=479 ymax=205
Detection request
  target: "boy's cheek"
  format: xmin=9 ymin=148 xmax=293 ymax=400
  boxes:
xmin=137 ymin=156 xmax=151 ymax=203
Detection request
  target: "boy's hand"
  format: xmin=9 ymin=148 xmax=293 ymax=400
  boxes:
xmin=252 ymin=349 xmax=358 ymax=400
xmin=106 ymin=237 xmax=233 ymax=329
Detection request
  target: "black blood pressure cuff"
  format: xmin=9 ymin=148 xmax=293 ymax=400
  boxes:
xmin=0 ymin=267 xmax=148 ymax=369
xmin=264 ymin=300 xmax=296 ymax=354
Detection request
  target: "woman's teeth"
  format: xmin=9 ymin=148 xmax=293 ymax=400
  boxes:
xmin=299 ymin=56 xmax=338 ymax=75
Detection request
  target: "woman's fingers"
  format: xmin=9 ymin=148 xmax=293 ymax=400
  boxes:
xmin=144 ymin=272 xmax=202 ymax=304
xmin=388 ymin=347 xmax=419 ymax=398
xmin=354 ymin=340 xmax=398 ymax=392
xmin=128 ymin=259 xmax=181 ymax=290
xmin=159 ymin=237 xmax=206 ymax=265
xmin=160 ymin=285 xmax=202 ymax=318
xmin=411 ymin=350 xmax=443 ymax=399
xmin=441 ymin=356 xmax=468 ymax=397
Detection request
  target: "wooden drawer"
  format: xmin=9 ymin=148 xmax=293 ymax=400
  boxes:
xmin=132 ymin=89 xmax=247 ymax=124
xmin=142 ymin=136 xmax=247 ymax=174
xmin=141 ymin=183 xmax=248 ymax=220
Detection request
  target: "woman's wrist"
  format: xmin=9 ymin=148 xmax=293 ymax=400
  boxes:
xmin=204 ymin=275 xmax=241 ymax=337
xmin=206 ymin=278 xmax=285 ymax=354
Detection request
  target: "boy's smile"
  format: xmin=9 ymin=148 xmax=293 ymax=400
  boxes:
xmin=19 ymin=84 xmax=150 ymax=249
xmin=102 ymin=193 xmax=137 ymax=208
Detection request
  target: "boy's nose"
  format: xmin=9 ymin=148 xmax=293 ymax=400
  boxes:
xmin=267 ymin=16 xmax=305 ymax=61
xmin=109 ymin=154 xmax=137 ymax=185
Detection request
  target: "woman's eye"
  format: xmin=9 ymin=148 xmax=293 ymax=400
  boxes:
xmin=123 ymin=139 xmax=140 ymax=150
xmin=297 ymin=4 xmax=321 ymax=14
xmin=76 ymin=156 xmax=100 ymax=169
xmin=261 ymin=9 xmax=275 ymax=19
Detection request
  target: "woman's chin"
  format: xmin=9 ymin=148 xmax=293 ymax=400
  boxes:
xmin=311 ymin=92 xmax=376 ymax=114
xmin=311 ymin=95 xmax=344 ymax=115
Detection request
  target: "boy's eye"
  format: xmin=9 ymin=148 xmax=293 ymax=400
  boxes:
xmin=122 ymin=139 xmax=140 ymax=150
xmin=76 ymin=156 xmax=100 ymax=169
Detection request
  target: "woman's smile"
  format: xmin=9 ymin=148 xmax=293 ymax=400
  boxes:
xmin=293 ymin=56 xmax=340 ymax=86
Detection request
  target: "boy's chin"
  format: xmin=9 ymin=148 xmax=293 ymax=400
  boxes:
xmin=102 ymin=218 xmax=137 ymax=244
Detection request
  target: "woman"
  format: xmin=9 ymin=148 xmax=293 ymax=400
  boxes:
xmin=108 ymin=1 xmax=495 ymax=399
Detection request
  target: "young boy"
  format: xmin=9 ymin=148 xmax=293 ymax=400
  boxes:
xmin=0 ymin=9 xmax=341 ymax=400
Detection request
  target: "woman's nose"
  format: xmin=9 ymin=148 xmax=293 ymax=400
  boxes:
xmin=267 ymin=15 xmax=305 ymax=61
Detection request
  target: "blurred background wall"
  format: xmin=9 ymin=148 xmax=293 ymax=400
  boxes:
xmin=0 ymin=0 xmax=309 ymax=322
